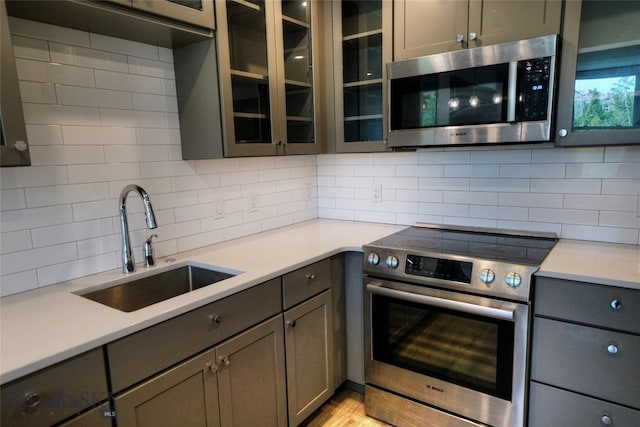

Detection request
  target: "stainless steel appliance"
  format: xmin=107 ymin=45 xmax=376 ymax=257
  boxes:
xmin=387 ymin=35 xmax=557 ymax=149
xmin=363 ymin=224 xmax=557 ymax=427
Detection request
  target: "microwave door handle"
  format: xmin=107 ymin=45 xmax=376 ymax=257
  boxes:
xmin=507 ymin=61 xmax=518 ymax=122
xmin=366 ymin=283 xmax=515 ymax=321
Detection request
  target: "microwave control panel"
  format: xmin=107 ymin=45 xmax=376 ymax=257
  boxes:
xmin=520 ymin=57 xmax=551 ymax=121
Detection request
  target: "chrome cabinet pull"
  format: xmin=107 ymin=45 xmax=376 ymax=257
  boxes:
xmin=305 ymin=273 xmax=316 ymax=281
xmin=209 ymin=314 xmax=222 ymax=325
xmin=220 ymin=356 xmax=231 ymax=366
xmin=468 ymin=32 xmax=477 ymax=41
xmin=286 ymin=319 xmax=296 ymax=328
xmin=206 ymin=361 xmax=218 ymax=373
xmin=24 ymin=392 xmax=41 ymax=411
xmin=607 ymin=343 xmax=619 ymax=355
xmin=455 ymin=34 xmax=464 ymax=43
xmin=610 ymin=299 xmax=622 ymax=310
xmin=601 ymin=414 xmax=613 ymax=425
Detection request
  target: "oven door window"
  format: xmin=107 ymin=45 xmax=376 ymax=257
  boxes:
xmin=371 ymin=294 xmax=514 ymax=400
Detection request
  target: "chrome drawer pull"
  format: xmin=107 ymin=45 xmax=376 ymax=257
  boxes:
xmin=209 ymin=314 xmax=223 ymax=325
xmin=607 ymin=344 xmax=619 ymax=355
xmin=305 ymin=273 xmax=316 ymax=281
xmin=610 ymin=299 xmax=622 ymax=310
xmin=601 ymin=414 xmax=613 ymax=425
xmin=24 ymin=392 xmax=41 ymax=411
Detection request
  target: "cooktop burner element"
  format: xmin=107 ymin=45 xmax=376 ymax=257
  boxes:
xmin=363 ymin=223 xmax=558 ymax=302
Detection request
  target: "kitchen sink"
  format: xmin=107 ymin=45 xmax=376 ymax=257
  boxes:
xmin=78 ymin=265 xmax=237 ymax=312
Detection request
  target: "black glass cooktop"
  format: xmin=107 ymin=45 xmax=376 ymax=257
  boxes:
xmin=368 ymin=224 xmax=557 ymax=266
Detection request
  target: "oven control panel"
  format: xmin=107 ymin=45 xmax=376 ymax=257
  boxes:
xmin=364 ymin=248 xmax=537 ymax=301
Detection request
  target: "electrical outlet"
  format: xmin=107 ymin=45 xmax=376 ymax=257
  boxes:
xmin=247 ymin=193 xmax=259 ymax=213
xmin=213 ymin=197 xmax=225 ymax=219
xmin=372 ymin=184 xmax=382 ymax=202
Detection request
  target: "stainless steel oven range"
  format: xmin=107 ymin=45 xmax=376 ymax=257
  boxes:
xmin=363 ymin=224 xmax=557 ymax=427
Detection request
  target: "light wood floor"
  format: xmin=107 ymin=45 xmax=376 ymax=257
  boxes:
xmin=301 ymin=388 xmax=392 ymax=427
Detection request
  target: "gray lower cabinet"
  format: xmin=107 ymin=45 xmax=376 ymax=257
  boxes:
xmin=284 ymin=289 xmax=334 ymax=426
xmin=529 ymin=276 xmax=640 ymax=426
xmin=0 ymin=348 xmax=110 ymax=427
xmin=115 ymin=314 xmax=287 ymax=427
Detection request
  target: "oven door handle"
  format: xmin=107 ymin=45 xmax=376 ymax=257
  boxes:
xmin=366 ymin=283 xmax=515 ymax=321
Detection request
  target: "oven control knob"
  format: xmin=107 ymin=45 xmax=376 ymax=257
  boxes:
xmin=367 ymin=253 xmax=380 ymax=265
xmin=505 ymin=272 xmax=522 ymax=288
xmin=385 ymin=256 xmax=399 ymax=269
xmin=479 ymin=269 xmax=495 ymax=285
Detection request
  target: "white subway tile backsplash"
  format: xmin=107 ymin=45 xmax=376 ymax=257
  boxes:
xmin=19 ymin=81 xmax=56 ymax=104
xmin=470 ymin=205 xmax=529 ymax=221
xmin=99 ymin=108 xmax=166 ymax=128
xmin=15 ymin=58 xmax=95 ymax=86
xmin=56 ymin=85 xmax=133 ymax=109
xmin=469 ymin=149 xmax=531 ymax=164
xmin=444 ymin=164 xmax=498 ymax=178
xmin=11 ymin=35 xmax=50 ymax=61
xmin=444 ymin=191 xmax=498 ymax=206
xmin=37 ymin=253 xmax=117 ymax=287
xmin=419 ymin=177 xmax=469 ymax=191
xmin=26 ymin=183 xmax=109 ymax=208
xmin=32 ymin=218 xmax=113 ymax=247
xmin=599 ymin=211 xmax=640 ymax=229
xmin=61 ymin=126 xmax=137 ymax=146
xmin=601 ymin=180 xmax=640 ymax=195
xmin=397 ymin=189 xmax=442 ymax=203
xmin=26 ymin=125 xmax=63 ymax=146
xmin=0 ymin=270 xmax=39 ymax=297
xmin=0 ymin=230 xmax=33 ymax=254
xmin=68 ymin=163 xmax=141 ymax=184
xmin=128 ymin=56 xmax=175 ymax=78
xmin=419 ymin=203 xmax=469 ymax=217
xmin=498 ymin=193 xmax=563 ymax=208
xmin=561 ymin=224 xmax=639 ymax=245
xmin=158 ymin=47 xmax=173 ymax=63
xmin=89 ymin=33 xmax=158 ymax=59
xmin=29 ymin=145 xmax=105 ymax=166
xmin=95 ymin=69 xmax=163 ymax=94
xmin=604 ymin=146 xmax=640 ymax=163
xmin=566 ymin=163 xmax=640 ymax=179
xmin=0 ymin=189 xmax=27 ymax=211
xmin=136 ymin=128 xmax=180 ymax=145
xmin=419 ymin=150 xmax=470 ymax=164
xmin=104 ymin=145 xmax=169 ymax=163
xmin=0 ymin=205 xmax=73 ymax=232
xmin=132 ymin=93 xmax=178 ymax=112
xmin=49 ymin=42 xmax=128 ymax=72
xmin=529 ymin=208 xmax=599 ymax=225
xmin=564 ymin=194 xmax=637 ymax=212
xmin=470 ymin=178 xmax=530 ymax=192
xmin=72 ymin=199 xmax=118 ymax=222
xmin=532 ymin=147 xmax=604 ymax=163
xmin=499 ymin=163 xmax=565 ymax=178
xmin=530 ymin=178 xmax=601 ymax=194
xmin=23 ymin=103 xmax=101 ymax=126
xmin=1 ymin=242 xmax=78 ymax=276
xmin=397 ymin=164 xmax=444 ymax=178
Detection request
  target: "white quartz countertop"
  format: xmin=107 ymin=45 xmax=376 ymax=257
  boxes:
xmin=538 ymin=239 xmax=640 ymax=290
xmin=0 ymin=219 xmax=402 ymax=384
xmin=2 ymin=219 xmax=638 ymax=385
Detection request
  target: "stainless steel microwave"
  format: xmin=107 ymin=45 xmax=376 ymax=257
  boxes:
xmin=387 ymin=35 xmax=558 ymax=149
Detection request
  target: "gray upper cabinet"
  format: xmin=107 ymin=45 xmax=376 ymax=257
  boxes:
xmin=393 ymin=0 xmax=562 ymax=60
xmin=130 ymin=0 xmax=215 ymax=29
xmin=555 ymin=1 xmax=640 ymax=147
xmin=215 ymin=0 xmax=323 ymax=157
xmin=1 ymin=0 xmax=30 ymax=167
xmin=332 ymin=0 xmax=391 ymax=153
xmin=5 ymin=0 xmax=214 ymax=48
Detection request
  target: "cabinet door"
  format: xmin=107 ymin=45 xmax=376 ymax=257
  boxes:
xmin=132 ymin=0 xmax=215 ymax=29
xmin=216 ymin=315 xmax=287 ymax=427
xmin=394 ymin=0 xmax=468 ymax=60
xmin=277 ymin=0 xmax=321 ymax=154
xmin=556 ymin=1 xmax=640 ymax=146
xmin=466 ymin=0 xmax=561 ymax=49
xmin=334 ymin=0 xmax=391 ymax=152
xmin=284 ymin=290 xmax=334 ymax=426
xmin=216 ymin=0 xmax=280 ymax=156
xmin=114 ymin=350 xmax=221 ymax=427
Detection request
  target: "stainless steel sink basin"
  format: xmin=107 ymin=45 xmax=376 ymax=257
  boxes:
xmin=78 ymin=265 xmax=236 ymax=312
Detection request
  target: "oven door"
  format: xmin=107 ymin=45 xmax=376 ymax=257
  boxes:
xmin=365 ymin=278 xmax=530 ymax=427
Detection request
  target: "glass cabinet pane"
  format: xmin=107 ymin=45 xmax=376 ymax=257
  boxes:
xmin=556 ymin=0 xmax=640 ymax=146
xmin=226 ymin=1 xmax=272 ymax=145
xmin=281 ymin=0 xmax=315 ymax=143
xmin=342 ymin=0 xmax=382 ymax=37
xmin=167 ymin=0 xmax=204 ymax=11
xmin=343 ymin=33 xmax=383 ymax=84
xmin=572 ymin=2 xmax=640 ymax=131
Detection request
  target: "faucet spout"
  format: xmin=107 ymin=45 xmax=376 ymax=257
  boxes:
xmin=120 ymin=184 xmax=157 ymax=273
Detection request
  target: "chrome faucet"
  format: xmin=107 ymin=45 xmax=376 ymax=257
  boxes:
xmin=119 ymin=184 xmax=157 ymax=273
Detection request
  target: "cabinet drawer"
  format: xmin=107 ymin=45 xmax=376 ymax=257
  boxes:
xmin=529 ymin=382 xmax=640 ymax=427
xmin=535 ymin=276 xmax=640 ymax=333
xmin=108 ymin=277 xmax=282 ymax=392
xmin=282 ymin=258 xmax=331 ymax=309
xmin=531 ymin=317 xmax=640 ymax=409
xmin=1 ymin=348 xmax=108 ymax=427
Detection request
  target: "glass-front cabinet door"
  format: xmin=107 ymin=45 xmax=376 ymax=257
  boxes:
xmin=216 ymin=0 xmax=321 ymax=157
xmin=131 ymin=0 xmax=215 ymax=29
xmin=334 ymin=0 xmax=391 ymax=152
xmin=555 ymin=1 xmax=640 ymax=146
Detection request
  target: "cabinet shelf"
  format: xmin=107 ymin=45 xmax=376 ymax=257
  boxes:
xmin=344 ymin=78 xmax=383 ymax=88
xmin=231 ymin=69 xmax=268 ymax=81
xmin=343 ymin=29 xmax=382 ymax=42
xmin=282 ymin=15 xmax=309 ymax=28
xmin=286 ymin=116 xmax=313 ymax=122
xmin=344 ymin=114 xmax=383 ymax=121
xmin=231 ymin=0 xmax=261 ymax=12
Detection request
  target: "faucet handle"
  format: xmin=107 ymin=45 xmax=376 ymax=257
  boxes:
xmin=143 ymin=234 xmax=158 ymax=267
